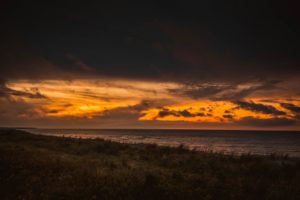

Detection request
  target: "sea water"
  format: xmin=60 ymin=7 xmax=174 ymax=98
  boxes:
xmin=26 ymin=129 xmax=300 ymax=157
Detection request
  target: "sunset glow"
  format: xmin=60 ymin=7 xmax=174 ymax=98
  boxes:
xmin=1 ymin=79 xmax=299 ymax=129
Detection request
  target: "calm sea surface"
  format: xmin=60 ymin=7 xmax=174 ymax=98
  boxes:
xmin=26 ymin=129 xmax=300 ymax=157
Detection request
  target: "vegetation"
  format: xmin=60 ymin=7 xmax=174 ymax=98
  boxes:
xmin=0 ymin=129 xmax=299 ymax=200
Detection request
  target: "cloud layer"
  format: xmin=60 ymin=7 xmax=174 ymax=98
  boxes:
xmin=0 ymin=1 xmax=299 ymax=129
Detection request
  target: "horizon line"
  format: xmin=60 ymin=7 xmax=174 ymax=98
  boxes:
xmin=2 ymin=127 xmax=300 ymax=132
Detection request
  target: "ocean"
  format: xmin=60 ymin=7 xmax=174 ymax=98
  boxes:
xmin=26 ymin=129 xmax=300 ymax=158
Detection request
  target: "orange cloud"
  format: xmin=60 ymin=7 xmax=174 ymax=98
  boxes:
xmin=6 ymin=79 xmax=178 ymax=118
xmin=2 ymin=79 xmax=300 ymax=129
xmin=140 ymin=100 xmax=297 ymax=123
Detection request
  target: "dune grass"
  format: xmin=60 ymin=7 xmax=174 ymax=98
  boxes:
xmin=0 ymin=128 xmax=299 ymax=200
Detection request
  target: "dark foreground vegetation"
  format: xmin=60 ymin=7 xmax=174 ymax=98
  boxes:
xmin=0 ymin=129 xmax=300 ymax=200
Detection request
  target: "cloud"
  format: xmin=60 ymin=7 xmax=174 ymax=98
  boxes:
xmin=102 ymin=99 xmax=171 ymax=119
xmin=234 ymin=101 xmax=286 ymax=116
xmin=0 ymin=97 xmax=43 ymax=121
xmin=0 ymin=81 xmax=47 ymax=99
xmin=159 ymin=13 xmax=299 ymax=83
xmin=2 ymin=1 xmax=299 ymax=85
xmin=280 ymin=103 xmax=300 ymax=114
xmin=157 ymin=108 xmax=205 ymax=118
xmin=0 ymin=35 xmax=55 ymax=80
xmin=215 ymin=80 xmax=281 ymax=100
xmin=169 ymin=83 xmax=233 ymax=99
xmin=237 ymin=117 xmax=296 ymax=127
xmin=223 ymin=114 xmax=233 ymax=119
xmin=128 ymin=100 xmax=152 ymax=111
xmin=169 ymin=80 xmax=283 ymax=101
xmin=0 ymin=1 xmax=299 ymax=129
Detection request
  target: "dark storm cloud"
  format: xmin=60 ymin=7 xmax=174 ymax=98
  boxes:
xmin=169 ymin=83 xmax=233 ymax=99
xmin=280 ymin=103 xmax=300 ymax=114
xmin=102 ymin=107 xmax=141 ymax=120
xmin=128 ymin=99 xmax=176 ymax=111
xmin=234 ymin=101 xmax=285 ymax=116
xmin=237 ymin=117 xmax=296 ymax=127
xmin=0 ymin=81 xmax=46 ymax=99
xmin=129 ymin=100 xmax=152 ymax=111
xmin=170 ymin=80 xmax=281 ymax=100
xmin=0 ymin=32 xmax=74 ymax=81
xmin=179 ymin=110 xmax=205 ymax=117
xmin=157 ymin=109 xmax=176 ymax=118
xmin=0 ymin=97 xmax=41 ymax=121
xmin=0 ymin=1 xmax=299 ymax=83
xmin=157 ymin=108 xmax=205 ymax=118
xmin=215 ymin=80 xmax=281 ymax=100
xmin=102 ymin=99 xmax=174 ymax=119
xmin=223 ymin=114 xmax=233 ymax=119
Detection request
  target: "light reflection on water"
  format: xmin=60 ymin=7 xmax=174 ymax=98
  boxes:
xmin=26 ymin=129 xmax=300 ymax=157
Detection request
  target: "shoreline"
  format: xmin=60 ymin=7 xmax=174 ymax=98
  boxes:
xmin=24 ymin=128 xmax=300 ymax=158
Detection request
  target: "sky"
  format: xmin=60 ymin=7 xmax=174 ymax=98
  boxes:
xmin=0 ymin=1 xmax=300 ymax=130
